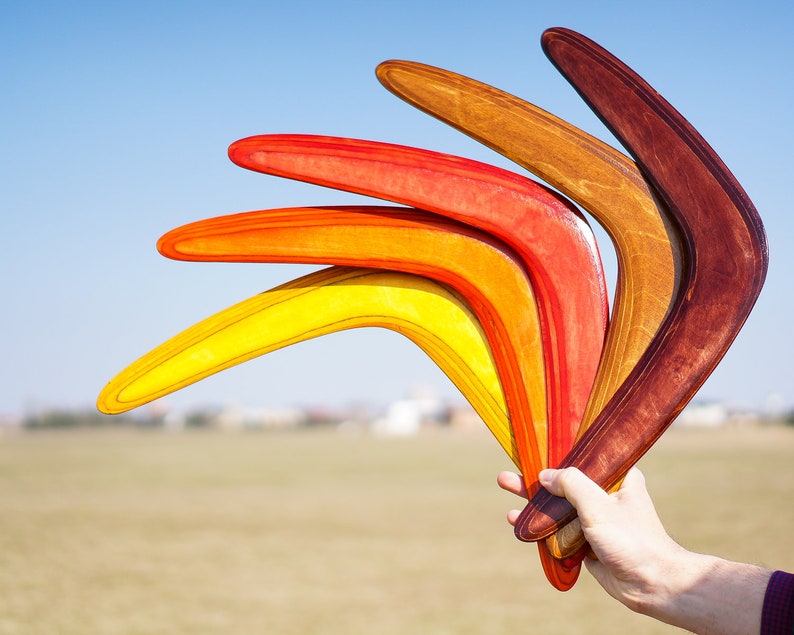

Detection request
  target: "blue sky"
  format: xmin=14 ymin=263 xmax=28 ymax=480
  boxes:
xmin=2 ymin=1 xmax=792 ymax=417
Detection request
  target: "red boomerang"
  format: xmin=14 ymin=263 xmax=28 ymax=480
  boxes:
xmin=227 ymin=134 xmax=609 ymax=471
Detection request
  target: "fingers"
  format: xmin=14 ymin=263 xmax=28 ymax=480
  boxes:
xmin=497 ymin=471 xmax=527 ymax=498
xmin=499 ymin=468 xmax=619 ymax=529
xmin=498 ymin=471 xmax=526 ymax=527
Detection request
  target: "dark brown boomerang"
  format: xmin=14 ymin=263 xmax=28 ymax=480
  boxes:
xmin=515 ymin=27 xmax=768 ymax=542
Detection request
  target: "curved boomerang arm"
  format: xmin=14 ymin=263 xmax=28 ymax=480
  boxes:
xmin=374 ymin=59 xmax=684 ymax=562
xmin=375 ymin=59 xmax=683 ymax=438
xmin=157 ymin=204 xmax=548 ymax=485
xmin=515 ymin=28 xmax=768 ymax=542
xmin=226 ymin=134 xmax=608 ymax=470
xmin=157 ymin=204 xmax=584 ymax=591
xmin=97 ymin=266 xmax=520 ymax=465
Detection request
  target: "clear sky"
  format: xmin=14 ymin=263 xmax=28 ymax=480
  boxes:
xmin=2 ymin=1 xmax=792 ymax=418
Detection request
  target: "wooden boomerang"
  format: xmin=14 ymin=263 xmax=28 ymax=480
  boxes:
xmin=514 ymin=27 xmax=768 ymax=543
xmin=157 ymin=205 xmax=547 ymax=477
xmin=157 ymin=204 xmax=580 ymax=591
xmin=97 ymin=266 xmax=520 ymax=465
xmin=227 ymin=134 xmax=608 ymax=471
xmin=375 ymin=59 xmax=682 ymax=437
xmin=374 ymin=59 xmax=683 ymax=561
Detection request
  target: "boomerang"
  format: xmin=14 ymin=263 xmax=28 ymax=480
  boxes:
xmin=158 ymin=203 xmax=587 ymax=590
xmin=97 ymin=266 xmax=520 ymax=463
xmin=374 ymin=59 xmax=684 ymax=562
xmin=375 ymin=59 xmax=682 ymax=435
xmin=227 ymin=134 xmax=608 ymax=471
xmin=157 ymin=205 xmax=548 ymax=479
xmin=514 ymin=28 xmax=768 ymax=544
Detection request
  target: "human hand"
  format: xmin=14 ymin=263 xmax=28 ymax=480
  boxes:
xmin=498 ymin=468 xmax=772 ymax=633
xmin=498 ymin=467 xmax=680 ymax=609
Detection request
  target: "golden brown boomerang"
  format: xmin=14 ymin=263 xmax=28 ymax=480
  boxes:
xmin=375 ymin=59 xmax=682 ymax=442
xmin=374 ymin=58 xmax=683 ymax=560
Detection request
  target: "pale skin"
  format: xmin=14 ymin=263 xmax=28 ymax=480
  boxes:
xmin=498 ymin=467 xmax=773 ymax=634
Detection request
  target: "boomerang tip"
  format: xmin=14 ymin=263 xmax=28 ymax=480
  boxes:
xmin=513 ymin=488 xmax=577 ymax=542
xmin=96 ymin=385 xmax=131 ymax=415
xmin=539 ymin=27 xmax=581 ymax=53
xmin=375 ymin=59 xmax=415 ymax=84
xmin=96 ymin=370 xmax=165 ymax=415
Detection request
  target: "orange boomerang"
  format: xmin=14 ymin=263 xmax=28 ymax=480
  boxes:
xmin=158 ymin=205 xmax=546 ymax=482
xmin=158 ymin=204 xmax=581 ymax=591
xmin=227 ymin=134 xmax=608 ymax=471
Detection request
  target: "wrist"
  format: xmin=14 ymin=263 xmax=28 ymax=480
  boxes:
xmin=638 ymin=548 xmax=772 ymax=634
xmin=627 ymin=540 xmax=696 ymax=616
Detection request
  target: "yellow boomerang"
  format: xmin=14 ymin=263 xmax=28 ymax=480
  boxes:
xmin=97 ymin=266 xmax=518 ymax=465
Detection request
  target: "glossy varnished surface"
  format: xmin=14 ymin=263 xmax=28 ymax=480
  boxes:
xmin=515 ymin=28 xmax=768 ymax=542
xmin=228 ymin=134 xmax=608 ymax=480
xmin=376 ymin=60 xmax=682 ymax=452
xmin=157 ymin=205 xmax=547 ymax=481
xmin=157 ymin=202 xmax=588 ymax=589
xmin=97 ymin=266 xmax=519 ymax=463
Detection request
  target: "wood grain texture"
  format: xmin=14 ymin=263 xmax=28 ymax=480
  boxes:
xmin=514 ymin=28 xmax=768 ymax=542
xmin=375 ymin=58 xmax=686 ymax=574
xmin=157 ymin=203 xmax=586 ymax=590
xmin=375 ymin=60 xmax=683 ymax=456
xmin=227 ymin=134 xmax=608 ymax=486
xmin=157 ymin=205 xmax=548 ymax=485
xmin=97 ymin=266 xmax=520 ymax=464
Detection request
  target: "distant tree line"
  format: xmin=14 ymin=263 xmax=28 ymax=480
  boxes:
xmin=18 ymin=405 xmax=794 ymax=430
xmin=23 ymin=409 xmax=159 ymax=430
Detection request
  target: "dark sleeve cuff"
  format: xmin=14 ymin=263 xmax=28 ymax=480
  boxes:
xmin=762 ymin=570 xmax=794 ymax=635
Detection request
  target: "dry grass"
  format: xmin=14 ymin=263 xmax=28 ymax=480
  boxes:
xmin=1 ymin=424 xmax=793 ymax=634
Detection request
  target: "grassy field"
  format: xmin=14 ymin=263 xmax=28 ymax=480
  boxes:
xmin=1 ymin=424 xmax=793 ymax=634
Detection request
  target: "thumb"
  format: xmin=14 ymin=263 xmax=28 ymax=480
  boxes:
xmin=538 ymin=467 xmax=608 ymax=512
xmin=614 ymin=466 xmax=647 ymax=494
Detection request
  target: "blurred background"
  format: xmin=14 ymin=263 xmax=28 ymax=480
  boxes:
xmin=1 ymin=1 xmax=792 ymax=632
xmin=1 ymin=0 xmax=792 ymax=422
